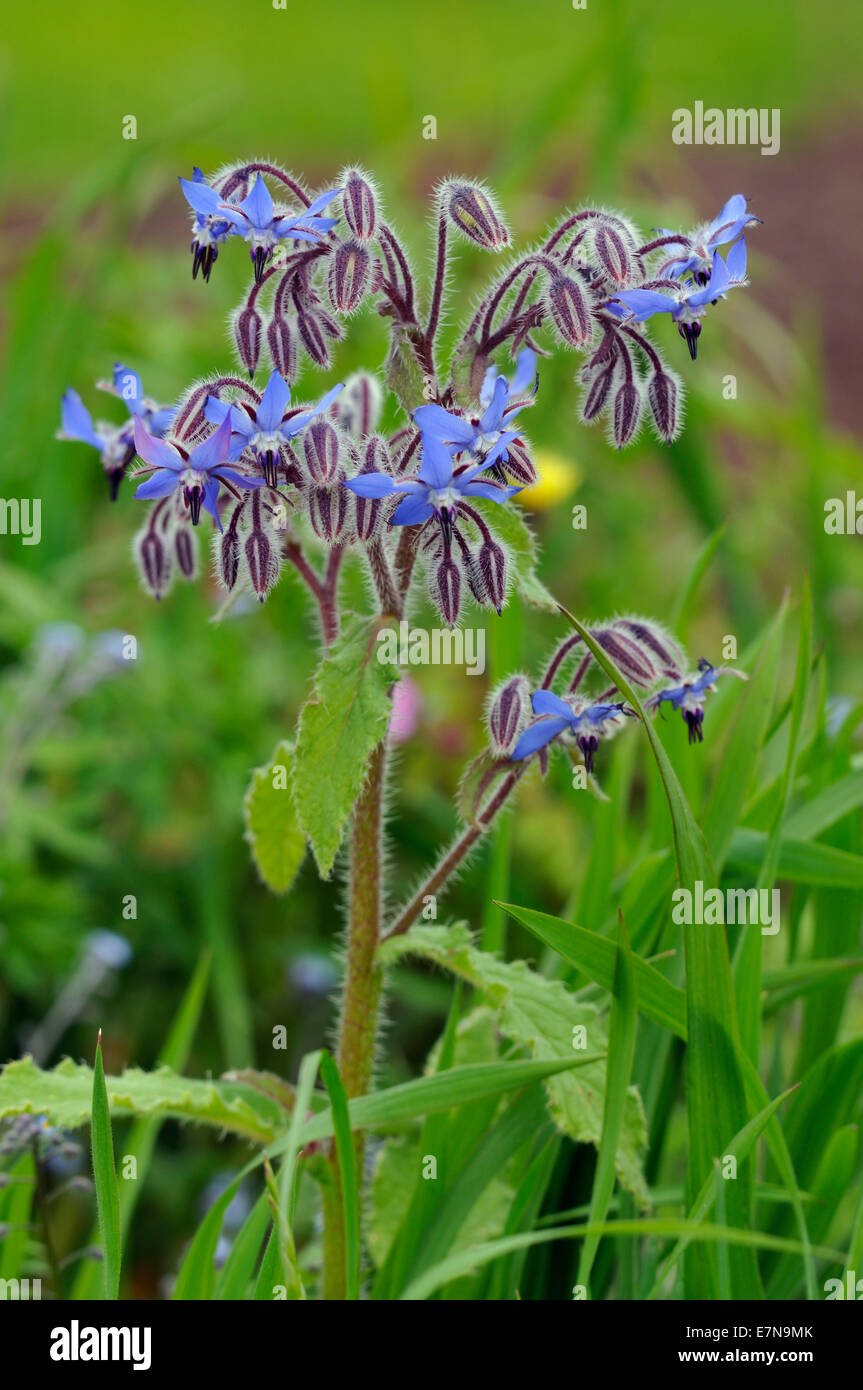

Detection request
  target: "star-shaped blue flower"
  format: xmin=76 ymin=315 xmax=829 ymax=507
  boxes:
xmin=343 ymin=431 xmax=519 ymax=543
xmin=132 ymin=414 xmax=264 ymax=530
xmin=179 ymin=169 xmax=237 ymax=281
xmin=610 ymin=240 xmax=748 ymax=358
xmin=59 ymin=364 xmax=176 ymax=499
xmin=213 ymin=174 xmax=341 ymax=283
xmin=204 ymin=371 xmax=344 ymax=486
xmin=657 ymin=193 xmax=761 ymax=284
xmin=413 ymin=348 xmax=537 ymax=471
xmin=510 ymin=690 xmax=632 ymax=770
xmin=646 ymin=658 xmax=747 ymax=743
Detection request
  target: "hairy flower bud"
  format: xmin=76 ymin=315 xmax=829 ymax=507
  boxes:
xmin=647 ymin=369 xmax=681 ymax=444
xmin=328 ymin=239 xmax=371 ymax=314
xmin=267 ymin=314 xmax=297 ymax=380
xmin=353 ymin=437 xmax=390 ymax=542
xmin=478 ymin=538 xmax=507 ymax=614
xmin=333 ymin=371 xmax=384 ymax=437
xmin=594 ymin=626 xmax=657 ymax=687
xmin=242 ymin=492 xmax=281 ymax=601
xmin=174 ymin=525 xmax=198 ymax=580
xmin=133 ymin=521 xmax=172 ymax=600
xmin=430 ymin=552 xmax=462 ymax=627
xmin=342 ymin=169 xmax=377 ymax=241
xmin=501 ymin=437 xmax=537 ymax=487
xmin=593 ymin=224 xmax=632 ymax=285
xmin=215 ymin=504 xmax=244 ymax=591
xmin=581 ymin=358 xmax=617 ymax=422
xmin=297 ymin=309 xmax=331 ymax=368
xmin=611 ymin=617 xmax=684 ymax=680
xmin=234 ymin=304 xmax=262 ymax=378
xmin=308 ymin=474 xmax=351 ymax=544
xmin=547 ymin=273 xmax=592 ymax=347
xmin=612 ymin=380 xmax=641 ymax=448
xmin=446 ymin=181 xmax=509 ymax=250
xmin=303 ymin=418 xmax=341 ymax=485
xmin=487 ymin=674 xmax=530 ymax=755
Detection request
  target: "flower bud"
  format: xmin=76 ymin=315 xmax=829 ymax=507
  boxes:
xmin=328 ymin=239 xmax=371 ymax=314
xmin=478 ymin=538 xmax=507 ymax=613
xmin=500 ymin=437 xmax=537 ymax=487
xmin=307 ymin=474 xmax=351 ymax=544
xmin=487 ymin=674 xmax=530 ymax=756
xmin=215 ymin=504 xmax=244 ymax=590
xmin=333 ymin=371 xmax=384 ymax=437
xmin=267 ymin=314 xmax=297 ymax=380
xmin=546 ymin=273 xmax=592 ymax=347
xmin=612 ymin=380 xmax=641 ymax=448
xmin=244 ymin=528 xmax=280 ymax=602
xmin=234 ymin=304 xmax=262 ymax=378
xmin=297 ymin=309 xmax=330 ymax=368
xmin=353 ymin=437 xmax=390 ymax=542
xmin=430 ymin=553 xmax=462 ymax=627
xmin=593 ymin=224 xmax=631 ymax=285
xmin=446 ymin=182 xmax=509 ymax=250
xmin=303 ymin=418 xmax=341 ymax=485
xmin=174 ymin=525 xmax=198 ymax=580
xmin=594 ymin=626 xmax=657 ymax=687
xmin=134 ymin=522 xmax=172 ymax=600
xmin=611 ymin=617 xmax=684 ymax=680
xmin=647 ymin=369 xmax=681 ymax=444
xmin=342 ymin=169 xmax=377 ymax=241
xmin=581 ymin=359 xmax=617 ymax=422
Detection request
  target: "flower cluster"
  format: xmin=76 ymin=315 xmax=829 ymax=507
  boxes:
xmin=58 ymin=163 xmax=756 ymax=621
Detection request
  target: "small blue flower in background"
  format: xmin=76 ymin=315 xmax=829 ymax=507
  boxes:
xmin=657 ymin=193 xmax=761 ymax=285
xmin=344 ymin=431 xmax=519 ymax=546
xmin=646 ymin=657 xmax=748 ymax=743
xmin=179 ymin=168 xmax=237 ymax=281
xmin=214 ymin=174 xmax=341 ymax=284
xmin=132 ymin=413 xmax=264 ymax=529
xmin=413 ymin=347 xmax=537 ymax=475
xmin=58 ymin=364 xmax=175 ymax=499
xmin=510 ymin=689 xmax=632 ymax=770
xmin=205 ymin=371 xmax=343 ymax=487
xmin=610 ymin=240 xmax=748 ymax=359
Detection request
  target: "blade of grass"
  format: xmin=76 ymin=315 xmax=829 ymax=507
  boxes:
xmin=320 ymin=1051 xmax=360 ymax=1301
xmin=91 ymin=1031 xmax=121 ymax=1300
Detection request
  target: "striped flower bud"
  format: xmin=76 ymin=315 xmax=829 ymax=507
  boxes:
xmin=612 ymin=380 xmax=642 ymax=448
xmin=446 ymin=181 xmax=509 ymax=250
xmin=500 ymin=438 xmax=537 ymax=487
xmin=610 ymin=617 xmax=685 ymax=680
xmin=215 ymin=504 xmax=244 ymax=591
xmin=487 ymin=674 xmax=530 ymax=756
xmin=328 ymin=239 xmax=371 ymax=314
xmin=342 ymin=169 xmax=377 ymax=241
xmin=243 ymin=492 xmax=281 ymax=602
xmin=333 ymin=371 xmax=383 ymax=437
xmin=430 ymin=552 xmax=462 ymax=627
xmin=593 ymin=224 xmax=632 ymax=285
xmin=594 ymin=626 xmax=657 ymax=688
xmin=303 ymin=418 xmax=342 ymax=485
xmin=267 ymin=314 xmax=297 ymax=380
xmin=174 ymin=525 xmax=198 ymax=580
xmin=647 ymin=368 xmax=681 ymax=444
xmin=133 ymin=521 xmax=172 ymax=600
xmin=234 ymin=304 xmax=262 ymax=378
xmin=546 ymin=273 xmax=592 ymax=347
xmin=297 ymin=309 xmax=330 ymax=368
xmin=478 ymin=538 xmax=507 ymax=614
xmin=307 ymin=474 xmax=351 ymax=544
xmin=353 ymin=437 xmax=390 ymax=542
xmin=581 ymin=358 xmax=617 ymax=422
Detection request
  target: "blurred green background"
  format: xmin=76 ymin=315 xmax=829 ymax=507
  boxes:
xmin=1 ymin=0 xmax=862 ymax=1292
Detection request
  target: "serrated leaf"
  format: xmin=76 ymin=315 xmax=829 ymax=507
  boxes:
xmin=243 ymin=739 xmax=306 ymax=895
xmin=378 ymin=923 xmax=649 ymax=1201
xmin=0 ymin=1057 xmax=283 ymax=1144
xmin=293 ymin=614 xmax=396 ymax=878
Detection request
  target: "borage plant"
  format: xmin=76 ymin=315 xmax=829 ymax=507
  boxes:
xmin=47 ymin=165 xmax=764 ymax=1299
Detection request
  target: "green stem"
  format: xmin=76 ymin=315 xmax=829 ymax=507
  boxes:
xmin=322 ymin=740 xmax=387 ymax=1298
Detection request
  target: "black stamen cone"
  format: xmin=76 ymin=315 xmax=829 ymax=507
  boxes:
xmin=684 ymin=709 xmax=704 ymax=745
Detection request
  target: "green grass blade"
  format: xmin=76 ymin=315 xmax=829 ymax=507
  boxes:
xmin=91 ymin=1032 xmax=121 ymax=1300
xmin=320 ymin=1051 xmax=360 ymax=1301
xmin=173 ymin=1174 xmax=241 ymax=1300
xmin=576 ymin=914 xmax=638 ymax=1294
xmin=276 ymin=1049 xmax=322 ymax=1300
xmin=215 ymin=1189 xmax=271 ymax=1300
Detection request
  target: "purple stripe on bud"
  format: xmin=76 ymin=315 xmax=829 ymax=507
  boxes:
xmin=308 ymin=478 xmax=350 ymax=544
xmin=582 ymin=358 xmax=618 ymax=422
xmin=245 ymin=528 xmax=276 ymax=601
xmin=594 ymin=225 xmax=632 ymax=285
xmin=267 ymin=315 xmax=297 ymax=380
xmin=431 ymin=553 xmax=462 ymax=627
xmin=174 ymin=526 xmax=197 ymax=580
xmin=612 ymin=380 xmax=641 ymax=448
xmin=343 ymin=170 xmax=377 ymax=241
xmin=647 ymin=370 xmax=679 ymax=444
xmin=488 ymin=674 xmax=530 ymax=755
xmin=594 ymin=628 xmax=656 ymax=686
xmin=613 ymin=619 xmax=682 ymax=674
xmin=502 ymin=438 xmax=537 ymax=487
xmin=135 ymin=527 xmax=171 ymax=600
xmin=478 ymin=539 xmax=507 ymax=614
xmin=328 ymin=239 xmax=371 ymax=314
xmin=303 ymin=419 xmax=341 ymax=485
xmin=235 ymin=305 xmax=262 ymax=379
xmin=547 ymin=273 xmax=592 ymax=347
xmin=447 ymin=183 xmax=509 ymax=250
xmin=297 ymin=310 xmax=331 ymax=368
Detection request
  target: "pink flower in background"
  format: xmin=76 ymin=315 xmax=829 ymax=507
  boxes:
xmin=388 ymin=676 xmax=422 ymax=744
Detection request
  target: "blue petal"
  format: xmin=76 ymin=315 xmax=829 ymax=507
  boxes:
xmin=112 ymin=363 xmax=144 ymax=413
xmin=510 ymin=348 xmax=538 ymax=396
xmin=256 ymin=371 xmax=292 ymax=432
xmin=418 ymin=433 xmax=455 ymax=489
xmin=305 ymin=187 xmax=342 ymax=218
xmin=60 ymin=389 xmax=102 ymax=449
xmin=210 ymin=466 xmax=266 ymax=489
xmin=532 ymin=689 xmax=576 ymax=719
xmin=479 ymin=375 xmax=508 ymax=433
xmin=134 ymin=469 xmax=180 ymax=500
xmin=179 ymin=176 xmax=222 ymax=217
xmin=510 ymin=716 xmax=571 ymax=760
xmin=612 ymin=289 xmax=676 ymax=321
xmin=391 ymin=494 xmax=434 ymax=526
xmin=725 ymin=236 xmax=747 ymax=282
xmin=147 ymin=407 xmax=175 ymax=436
xmin=201 ymin=475 xmax=223 ymax=531
xmin=133 ymin=417 xmax=183 ymax=471
xmin=189 ymin=413 xmax=233 ymax=472
xmin=688 ymin=250 xmax=730 ymax=306
xmin=240 ymin=173 xmax=274 ymax=232
xmin=413 ymin=403 xmax=475 ymax=447
xmin=459 ymin=477 xmax=520 ymax=503
xmin=706 ymin=194 xmax=747 ymax=244
xmin=343 ymin=473 xmax=397 ymax=498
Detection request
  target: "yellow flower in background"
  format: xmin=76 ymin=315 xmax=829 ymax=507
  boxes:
xmin=517 ymin=447 xmax=582 ymax=511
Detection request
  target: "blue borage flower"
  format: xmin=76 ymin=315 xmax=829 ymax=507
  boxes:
xmin=343 ymin=431 xmax=519 ymax=547
xmin=131 ymin=414 xmax=265 ymax=530
xmin=413 ymin=348 xmax=537 ymax=480
xmin=655 ymin=193 xmax=761 ymax=285
xmin=646 ymin=658 xmax=748 ymax=743
xmin=58 ymin=363 xmax=176 ymax=499
xmin=179 ymin=168 xmax=236 ymax=282
xmin=510 ymin=690 xmax=634 ymax=770
xmin=204 ymin=370 xmax=344 ymax=487
xmin=609 ymin=239 xmax=748 ymax=359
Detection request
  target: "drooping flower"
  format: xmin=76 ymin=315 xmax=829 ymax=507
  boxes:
xmin=343 ymin=431 xmax=519 ymax=547
xmin=510 ymin=689 xmax=633 ymax=770
xmin=132 ymin=414 xmax=264 ymax=530
xmin=204 ymin=371 xmax=343 ymax=486
xmin=413 ymin=349 xmax=537 ymax=475
xmin=609 ymin=240 xmax=748 ymax=359
xmin=656 ymin=193 xmax=761 ymax=284
xmin=646 ymin=658 xmax=747 ymax=744
xmin=215 ymin=174 xmax=341 ymax=284
xmin=179 ymin=169 xmax=237 ymax=282
xmin=58 ymin=366 xmax=175 ymax=499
